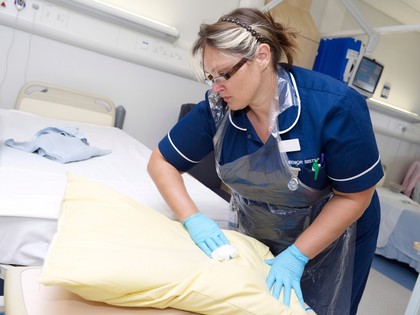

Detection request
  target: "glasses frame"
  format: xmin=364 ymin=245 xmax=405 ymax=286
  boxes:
xmin=204 ymin=58 xmax=248 ymax=86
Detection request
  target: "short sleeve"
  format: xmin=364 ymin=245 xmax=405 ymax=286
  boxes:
xmin=323 ymin=91 xmax=383 ymax=193
xmin=158 ymin=97 xmax=216 ymax=172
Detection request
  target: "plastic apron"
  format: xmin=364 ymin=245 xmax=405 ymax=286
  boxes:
xmin=209 ymin=68 xmax=355 ymax=315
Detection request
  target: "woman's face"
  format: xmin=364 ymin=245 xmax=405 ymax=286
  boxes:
xmin=202 ymin=46 xmax=265 ymax=111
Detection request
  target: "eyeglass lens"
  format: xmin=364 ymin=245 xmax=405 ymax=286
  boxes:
xmin=205 ymin=58 xmax=247 ymax=86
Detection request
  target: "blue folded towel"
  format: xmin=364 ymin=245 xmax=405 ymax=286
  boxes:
xmin=5 ymin=126 xmax=111 ymax=163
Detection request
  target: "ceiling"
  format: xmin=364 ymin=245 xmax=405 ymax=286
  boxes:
xmin=361 ymin=0 xmax=420 ymax=25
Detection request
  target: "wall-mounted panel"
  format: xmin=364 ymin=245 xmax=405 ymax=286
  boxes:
xmin=0 ymin=0 xmax=240 ymax=80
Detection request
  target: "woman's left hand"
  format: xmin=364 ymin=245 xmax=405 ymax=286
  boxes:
xmin=265 ymin=244 xmax=308 ymax=307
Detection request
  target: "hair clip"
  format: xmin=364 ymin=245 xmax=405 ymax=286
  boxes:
xmin=219 ymin=17 xmax=265 ymax=43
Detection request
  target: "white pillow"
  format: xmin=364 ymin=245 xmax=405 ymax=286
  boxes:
xmin=38 ymin=174 xmax=314 ymax=315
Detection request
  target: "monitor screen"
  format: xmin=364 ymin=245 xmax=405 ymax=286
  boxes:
xmin=349 ymin=56 xmax=384 ymax=98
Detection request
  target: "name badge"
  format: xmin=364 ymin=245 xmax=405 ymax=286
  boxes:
xmin=279 ymin=139 xmax=301 ymax=152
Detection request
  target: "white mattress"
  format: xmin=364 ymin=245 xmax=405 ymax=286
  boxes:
xmin=376 ymin=187 xmax=420 ymax=248
xmin=0 ymin=109 xmax=229 ymax=266
xmin=376 ymin=187 xmax=420 ymax=272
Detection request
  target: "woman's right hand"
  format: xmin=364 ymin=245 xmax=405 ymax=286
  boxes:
xmin=183 ymin=212 xmax=229 ymax=257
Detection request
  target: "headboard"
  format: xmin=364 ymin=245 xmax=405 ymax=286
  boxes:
xmin=15 ymin=81 xmax=116 ymax=127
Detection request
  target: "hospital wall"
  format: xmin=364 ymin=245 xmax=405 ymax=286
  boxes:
xmin=311 ymin=0 xmax=420 ymax=187
xmin=0 ymin=0 xmax=419 ymax=187
xmin=0 ymin=25 xmax=207 ymax=147
xmin=312 ymin=0 xmax=420 ymax=115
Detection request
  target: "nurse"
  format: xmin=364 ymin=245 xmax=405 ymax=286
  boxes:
xmin=148 ymin=7 xmax=383 ymax=315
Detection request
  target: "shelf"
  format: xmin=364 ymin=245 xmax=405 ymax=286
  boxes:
xmin=367 ymin=99 xmax=420 ymax=124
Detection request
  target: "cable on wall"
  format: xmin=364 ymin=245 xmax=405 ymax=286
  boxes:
xmin=0 ymin=10 xmax=20 ymax=98
xmin=24 ymin=3 xmax=39 ymax=83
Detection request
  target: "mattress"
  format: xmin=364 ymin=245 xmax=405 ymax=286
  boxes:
xmin=376 ymin=187 xmax=420 ymax=272
xmin=0 ymin=109 xmax=229 ymax=266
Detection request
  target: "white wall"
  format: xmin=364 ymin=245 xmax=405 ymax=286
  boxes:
xmin=311 ymin=0 xmax=420 ymax=116
xmin=0 ymin=24 xmax=206 ymax=149
xmin=310 ymin=0 xmax=420 ymax=187
xmin=0 ymin=0 xmax=240 ymax=149
xmin=369 ymin=108 xmax=420 ymax=186
xmin=100 ymin=0 xmax=244 ymax=45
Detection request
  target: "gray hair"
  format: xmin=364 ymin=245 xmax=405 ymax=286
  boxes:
xmin=192 ymin=8 xmax=298 ymax=81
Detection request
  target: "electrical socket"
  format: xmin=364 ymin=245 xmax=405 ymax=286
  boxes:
xmin=41 ymin=4 xmax=68 ymax=29
xmin=14 ymin=0 xmax=26 ymax=10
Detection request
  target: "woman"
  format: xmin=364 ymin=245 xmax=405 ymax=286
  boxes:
xmin=148 ymin=7 xmax=383 ymax=315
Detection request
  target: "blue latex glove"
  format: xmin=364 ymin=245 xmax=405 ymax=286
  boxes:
xmin=183 ymin=212 xmax=229 ymax=257
xmin=265 ymin=244 xmax=308 ymax=307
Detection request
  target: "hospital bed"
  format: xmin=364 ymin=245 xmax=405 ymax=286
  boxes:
xmin=375 ymin=186 xmax=420 ymax=273
xmin=0 ymin=82 xmax=226 ymax=313
xmin=0 ymin=81 xmax=230 ymax=267
xmin=376 ymin=185 xmax=420 ymax=315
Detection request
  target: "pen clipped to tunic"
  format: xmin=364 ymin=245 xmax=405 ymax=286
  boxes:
xmin=312 ymin=153 xmax=324 ymax=181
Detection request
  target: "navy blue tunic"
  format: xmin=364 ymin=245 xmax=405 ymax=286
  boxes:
xmin=159 ymin=65 xmax=382 ymax=315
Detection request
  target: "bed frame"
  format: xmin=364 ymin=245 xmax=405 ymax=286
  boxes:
xmin=16 ymin=81 xmax=117 ymax=127
xmin=3 ymin=266 xmax=196 ymax=315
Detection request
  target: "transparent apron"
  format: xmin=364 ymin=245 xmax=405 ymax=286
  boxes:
xmin=209 ymin=69 xmax=355 ymax=315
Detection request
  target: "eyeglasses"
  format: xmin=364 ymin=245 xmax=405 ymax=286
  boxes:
xmin=204 ymin=58 xmax=248 ymax=87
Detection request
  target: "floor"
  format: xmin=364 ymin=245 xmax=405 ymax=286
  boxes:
xmin=357 ymin=254 xmax=419 ymax=315
xmin=371 ymin=254 xmax=418 ymax=290
xmin=358 ymin=268 xmax=412 ymax=315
